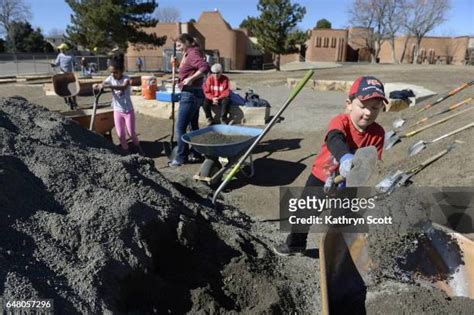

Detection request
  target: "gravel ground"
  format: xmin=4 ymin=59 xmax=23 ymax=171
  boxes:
xmin=3 ymin=64 xmax=474 ymax=313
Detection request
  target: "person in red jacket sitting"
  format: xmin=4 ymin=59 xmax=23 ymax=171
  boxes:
xmin=203 ymin=63 xmax=231 ymax=125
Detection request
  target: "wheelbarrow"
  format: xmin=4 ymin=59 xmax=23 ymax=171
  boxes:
xmin=319 ymin=223 xmax=474 ymax=314
xmin=61 ymin=90 xmax=115 ymax=139
xmin=182 ymin=124 xmax=263 ymax=186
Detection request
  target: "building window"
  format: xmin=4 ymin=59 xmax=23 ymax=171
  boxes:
xmin=429 ymin=49 xmax=435 ymax=64
xmin=323 ymin=37 xmax=329 ymax=48
xmin=331 ymin=38 xmax=336 ymax=48
xmin=316 ymin=37 xmax=321 ymax=47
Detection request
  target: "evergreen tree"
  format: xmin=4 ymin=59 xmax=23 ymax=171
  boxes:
xmin=315 ymin=18 xmax=332 ymax=29
xmin=65 ymin=0 xmax=166 ymax=52
xmin=249 ymin=0 xmax=306 ymax=70
xmin=6 ymin=21 xmax=48 ymax=52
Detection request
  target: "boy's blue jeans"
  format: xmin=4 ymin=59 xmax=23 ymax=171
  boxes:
xmin=175 ymin=87 xmax=203 ymax=163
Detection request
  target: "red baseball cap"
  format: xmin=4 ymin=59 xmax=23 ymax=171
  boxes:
xmin=349 ymin=76 xmax=389 ymax=104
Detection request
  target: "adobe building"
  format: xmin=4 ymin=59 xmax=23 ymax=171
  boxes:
xmin=378 ymin=36 xmax=470 ymax=65
xmin=303 ymin=27 xmax=472 ymax=65
xmin=126 ymin=10 xmax=265 ymax=71
xmin=126 ymin=22 xmax=205 ymax=71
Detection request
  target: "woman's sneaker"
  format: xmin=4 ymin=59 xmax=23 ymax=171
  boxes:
xmin=273 ymin=243 xmax=306 ymax=257
xmin=168 ymin=160 xmax=182 ymax=168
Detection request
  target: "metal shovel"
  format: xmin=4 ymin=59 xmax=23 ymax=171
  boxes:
xmin=408 ymin=122 xmax=474 ymax=156
xmin=335 ymin=146 xmax=378 ymax=187
xmin=164 ymin=41 xmax=179 ymax=160
xmin=376 ymin=144 xmax=455 ymax=195
xmin=384 ymin=106 xmax=474 ymax=150
xmin=391 ymin=97 xmax=473 ymax=130
xmin=324 ymin=146 xmax=378 ymax=195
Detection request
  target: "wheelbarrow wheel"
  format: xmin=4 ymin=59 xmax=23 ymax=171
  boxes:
xmin=200 ymin=159 xmax=222 ymax=184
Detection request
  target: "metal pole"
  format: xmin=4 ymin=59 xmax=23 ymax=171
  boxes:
xmin=15 ymin=54 xmax=19 ymax=75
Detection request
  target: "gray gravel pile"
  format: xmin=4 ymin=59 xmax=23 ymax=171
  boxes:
xmin=0 ymin=97 xmax=319 ymax=314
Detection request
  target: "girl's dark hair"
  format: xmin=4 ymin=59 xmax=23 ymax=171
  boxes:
xmin=178 ymin=33 xmax=205 ymax=56
xmin=110 ymin=52 xmax=125 ymax=71
xmin=178 ymin=33 xmax=196 ymax=46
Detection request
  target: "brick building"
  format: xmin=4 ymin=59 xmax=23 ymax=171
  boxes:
xmin=378 ymin=36 xmax=470 ymax=65
xmin=303 ymin=27 xmax=471 ymax=65
xmin=126 ymin=10 xmax=265 ymax=71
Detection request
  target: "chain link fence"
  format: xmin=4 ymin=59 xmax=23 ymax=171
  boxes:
xmin=0 ymin=53 xmax=237 ymax=76
xmin=0 ymin=54 xmax=114 ymax=76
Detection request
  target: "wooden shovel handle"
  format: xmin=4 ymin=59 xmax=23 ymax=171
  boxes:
xmin=447 ymin=97 xmax=472 ymax=110
xmin=405 ymin=106 xmax=474 ymax=137
xmin=409 ymin=147 xmax=451 ymax=175
xmin=447 ymin=82 xmax=469 ymax=96
xmin=412 ymin=98 xmax=473 ymax=128
xmin=432 ymin=122 xmax=474 ymax=142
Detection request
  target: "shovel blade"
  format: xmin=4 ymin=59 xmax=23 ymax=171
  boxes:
xmin=164 ymin=142 xmax=178 ymax=160
xmin=384 ymin=130 xmax=396 ymax=143
xmin=375 ymin=170 xmax=406 ymax=194
xmin=346 ymin=146 xmax=378 ymax=187
xmin=384 ymin=134 xmax=401 ymax=150
xmin=392 ymin=118 xmax=405 ymax=129
xmin=408 ymin=140 xmax=427 ymax=157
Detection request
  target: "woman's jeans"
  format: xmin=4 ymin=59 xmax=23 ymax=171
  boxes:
xmin=175 ymin=87 xmax=203 ymax=163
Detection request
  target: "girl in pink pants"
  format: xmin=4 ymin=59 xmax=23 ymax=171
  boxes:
xmin=114 ymin=110 xmax=140 ymax=150
xmin=94 ymin=53 xmax=143 ymax=154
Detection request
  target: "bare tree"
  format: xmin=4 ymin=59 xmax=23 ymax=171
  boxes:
xmin=48 ymin=28 xmax=65 ymax=37
xmin=404 ymin=0 xmax=450 ymax=64
xmin=348 ymin=0 xmax=390 ymax=63
xmin=0 ymin=0 xmax=31 ymax=36
xmin=383 ymin=0 xmax=407 ymax=63
xmin=155 ymin=6 xmax=181 ymax=23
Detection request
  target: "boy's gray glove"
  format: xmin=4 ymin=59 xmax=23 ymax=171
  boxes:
xmin=339 ymin=153 xmax=354 ymax=178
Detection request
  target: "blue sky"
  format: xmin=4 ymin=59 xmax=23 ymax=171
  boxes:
xmin=29 ymin=0 xmax=473 ymax=36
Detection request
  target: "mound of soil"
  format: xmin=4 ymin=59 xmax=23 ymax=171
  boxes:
xmin=366 ymin=280 xmax=474 ymax=315
xmin=0 ymin=97 xmax=319 ymax=314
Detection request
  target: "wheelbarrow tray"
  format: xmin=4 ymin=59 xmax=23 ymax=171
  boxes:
xmin=319 ymin=224 xmax=474 ymax=314
xmin=52 ymin=73 xmax=80 ymax=97
xmin=62 ymin=107 xmax=115 ymax=136
xmin=182 ymin=125 xmax=262 ymax=158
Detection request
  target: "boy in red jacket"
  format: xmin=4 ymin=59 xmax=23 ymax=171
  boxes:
xmin=203 ymin=63 xmax=231 ymax=125
xmin=274 ymin=76 xmax=387 ymax=256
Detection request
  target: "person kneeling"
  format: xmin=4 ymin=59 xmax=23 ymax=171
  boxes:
xmin=203 ymin=63 xmax=231 ymax=125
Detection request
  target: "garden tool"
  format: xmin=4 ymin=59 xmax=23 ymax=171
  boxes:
xmin=376 ymin=143 xmax=455 ymax=195
xmin=212 ymin=70 xmax=314 ymax=204
xmin=417 ymin=80 xmax=474 ymax=113
xmin=384 ymin=106 xmax=474 ymax=150
xmin=408 ymin=122 xmax=474 ymax=156
xmin=391 ymin=97 xmax=472 ymax=130
xmin=323 ymin=146 xmax=378 ymax=195
xmin=89 ymin=87 xmax=104 ymax=131
xmin=164 ymin=41 xmax=178 ymax=160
